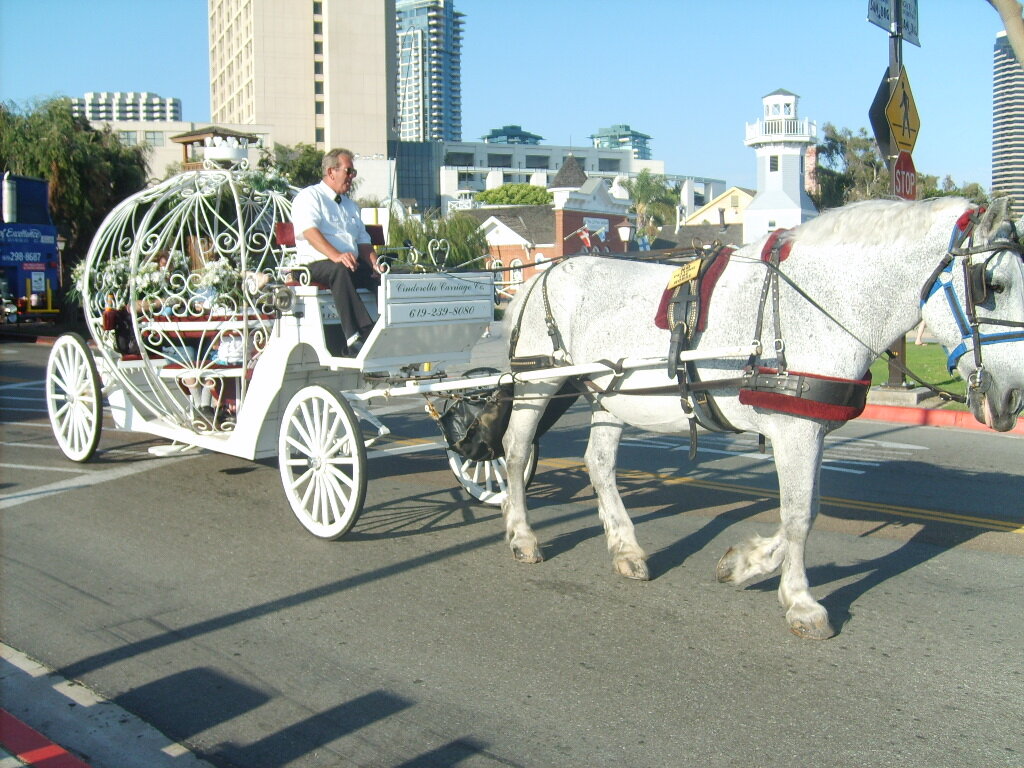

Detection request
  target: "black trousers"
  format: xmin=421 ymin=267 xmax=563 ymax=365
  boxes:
xmin=302 ymin=258 xmax=378 ymax=351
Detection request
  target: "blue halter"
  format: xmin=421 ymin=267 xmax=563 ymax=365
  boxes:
xmin=920 ymin=210 xmax=1024 ymax=381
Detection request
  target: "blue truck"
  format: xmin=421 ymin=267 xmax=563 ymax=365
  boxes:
xmin=0 ymin=172 xmax=62 ymax=321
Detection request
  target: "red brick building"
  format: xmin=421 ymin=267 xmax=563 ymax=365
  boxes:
xmin=461 ymin=155 xmax=635 ymax=295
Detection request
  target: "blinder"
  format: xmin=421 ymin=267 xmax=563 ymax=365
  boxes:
xmin=967 ymin=256 xmax=994 ymax=306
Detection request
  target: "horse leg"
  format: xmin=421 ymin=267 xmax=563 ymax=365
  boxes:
xmin=584 ymin=409 xmax=648 ymax=580
xmin=501 ymin=379 xmax=562 ymax=564
xmin=716 ymin=420 xmax=834 ymax=639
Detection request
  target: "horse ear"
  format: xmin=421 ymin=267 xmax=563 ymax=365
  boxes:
xmin=976 ymin=197 xmax=1010 ymax=242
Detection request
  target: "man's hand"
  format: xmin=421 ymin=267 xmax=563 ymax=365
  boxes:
xmin=302 ymin=227 xmax=359 ymax=270
xmin=331 ymin=250 xmax=359 ymax=271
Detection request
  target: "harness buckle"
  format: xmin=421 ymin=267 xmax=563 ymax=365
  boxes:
xmin=968 ymin=366 xmax=991 ymax=394
xmin=774 ymin=338 xmax=785 ymax=354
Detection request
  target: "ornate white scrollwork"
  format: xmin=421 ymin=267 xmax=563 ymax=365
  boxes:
xmin=78 ymin=168 xmax=297 ymax=432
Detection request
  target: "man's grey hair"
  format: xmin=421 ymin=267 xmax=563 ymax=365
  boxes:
xmin=322 ymin=148 xmax=354 ymax=176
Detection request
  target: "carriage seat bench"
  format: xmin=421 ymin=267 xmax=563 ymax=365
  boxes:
xmin=274 ymin=220 xmax=382 ymax=294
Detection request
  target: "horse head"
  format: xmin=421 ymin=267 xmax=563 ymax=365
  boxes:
xmin=923 ymin=197 xmax=1024 ymax=432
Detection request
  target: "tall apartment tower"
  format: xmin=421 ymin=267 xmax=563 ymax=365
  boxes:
xmin=993 ymin=31 xmax=1024 ymax=209
xmin=742 ymin=89 xmax=818 ymax=244
xmin=71 ymin=92 xmax=182 ymax=122
xmin=395 ymin=0 xmax=463 ymax=142
xmin=208 ymin=0 xmax=397 ymax=155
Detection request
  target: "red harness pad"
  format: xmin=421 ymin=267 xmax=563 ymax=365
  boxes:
xmin=739 ymin=366 xmax=871 ymax=422
xmin=761 ymin=229 xmax=793 ymax=263
xmin=654 ymin=247 xmax=733 ymax=331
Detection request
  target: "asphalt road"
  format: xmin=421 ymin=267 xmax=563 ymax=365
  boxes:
xmin=2 ymin=339 xmax=1023 ymax=767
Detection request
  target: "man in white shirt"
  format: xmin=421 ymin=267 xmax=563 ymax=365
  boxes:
xmin=290 ymin=148 xmax=381 ymax=355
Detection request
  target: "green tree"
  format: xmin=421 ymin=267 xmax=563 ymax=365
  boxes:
xmin=813 ymin=123 xmax=890 ymax=207
xmin=0 ymin=98 xmax=149 ymax=272
xmin=474 ymin=184 xmax=553 ymax=206
xmin=387 ymin=212 xmax=490 ymax=269
xmin=258 ymin=142 xmax=323 ymax=187
xmin=619 ymin=169 xmax=676 ymax=236
xmin=918 ymin=173 xmax=989 ymax=204
xmin=813 ymin=123 xmax=988 ymax=209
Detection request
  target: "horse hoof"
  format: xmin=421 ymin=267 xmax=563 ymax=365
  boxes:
xmin=715 ymin=547 xmax=739 ymax=583
xmin=788 ymin=616 xmax=836 ymax=640
xmin=511 ymin=544 xmax=543 ymax=564
xmin=613 ymin=557 xmax=649 ymax=581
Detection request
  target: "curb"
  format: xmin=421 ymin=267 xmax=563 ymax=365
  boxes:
xmin=860 ymin=402 xmax=1024 ymax=434
xmin=0 ymin=643 xmax=214 ymax=768
xmin=0 ymin=708 xmax=92 ymax=768
xmin=6 ymin=330 xmax=1021 ymax=435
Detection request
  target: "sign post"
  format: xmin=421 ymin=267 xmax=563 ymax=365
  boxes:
xmin=869 ymin=0 xmax=922 ymax=387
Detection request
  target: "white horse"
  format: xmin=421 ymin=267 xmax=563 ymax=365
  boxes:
xmin=500 ymin=197 xmax=1024 ymax=639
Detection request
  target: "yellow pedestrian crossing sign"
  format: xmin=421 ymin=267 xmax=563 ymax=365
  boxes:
xmin=885 ymin=67 xmax=919 ymax=153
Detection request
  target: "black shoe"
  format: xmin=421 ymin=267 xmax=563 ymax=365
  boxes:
xmin=324 ymin=326 xmax=350 ymax=357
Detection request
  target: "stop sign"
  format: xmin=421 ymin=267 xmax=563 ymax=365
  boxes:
xmin=893 ymin=151 xmax=917 ymax=200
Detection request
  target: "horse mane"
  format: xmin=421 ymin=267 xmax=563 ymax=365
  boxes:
xmin=787 ymin=196 xmax=971 ymax=249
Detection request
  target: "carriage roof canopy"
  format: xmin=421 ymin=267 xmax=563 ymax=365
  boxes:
xmin=170 ymin=126 xmax=262 ymax=164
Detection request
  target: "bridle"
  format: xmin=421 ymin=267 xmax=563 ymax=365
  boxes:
xmin=920 ymin=208 xmax=1024 ymax=395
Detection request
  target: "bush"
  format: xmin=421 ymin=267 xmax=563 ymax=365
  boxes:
xmin=474 ymin=184 xmax=552 ymax=206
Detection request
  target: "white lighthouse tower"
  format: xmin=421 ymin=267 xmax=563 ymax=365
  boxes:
xmin=742 ymin=89 xmax=818 ymax=244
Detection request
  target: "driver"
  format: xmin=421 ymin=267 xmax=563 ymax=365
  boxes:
xmin=289 ymin=148 xmax=381 ymax=356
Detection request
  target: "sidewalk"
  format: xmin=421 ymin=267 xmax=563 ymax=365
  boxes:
xmin=4 ymin=319 xmax=1022 ymax=435
xmin=0 ymin=644 xmax=214 ymax=768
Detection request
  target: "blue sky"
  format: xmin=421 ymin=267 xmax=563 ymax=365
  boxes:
xmin=0 ymin=0 xmax=1007 ymax=191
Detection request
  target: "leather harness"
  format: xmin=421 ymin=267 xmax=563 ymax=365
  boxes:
xmin=507 ymin=211 xmax=1023 ymax=453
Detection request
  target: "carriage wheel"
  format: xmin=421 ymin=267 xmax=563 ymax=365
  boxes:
xmin=46 ymin=333 xmax=103 ymax=462
xmin=447 ymin=441 xmax=538 ymax=506
xmin=278 ymin=385 xmax=367 ymax=540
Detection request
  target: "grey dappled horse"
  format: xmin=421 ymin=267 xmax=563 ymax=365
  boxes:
xmin=501 ymin=197 xmax=1024 ymax=639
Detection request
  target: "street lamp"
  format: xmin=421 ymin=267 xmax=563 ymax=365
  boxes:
xmin=56 ymin=235 xmax=66 ymax=288
xmin=617 ymin=221 xmax=635 ymax=253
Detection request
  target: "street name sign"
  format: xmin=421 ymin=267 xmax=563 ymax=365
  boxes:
xmin=867 ymin=0 xmax=920 ymax=46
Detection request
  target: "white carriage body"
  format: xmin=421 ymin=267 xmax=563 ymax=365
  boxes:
xmin=74 ymin=165 xmax=494 ymax=460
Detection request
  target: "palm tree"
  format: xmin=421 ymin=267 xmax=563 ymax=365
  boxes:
xmin=620 ymin=169 xmax=677 ymax=237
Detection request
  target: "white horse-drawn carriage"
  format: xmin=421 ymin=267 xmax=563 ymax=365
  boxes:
xmin=46 ymin=163 xmax=536 ymax=540
xmin=46 ymin=161 xmax=1024 ymax=638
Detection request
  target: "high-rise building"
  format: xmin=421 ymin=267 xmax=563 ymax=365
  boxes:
xmin=70 ymin=92 xmax=182 ymax=122
xmin=481 ymin=125 xmax=544 ymax=145
xmin=590 ymin=125 xmax=652 ymax=160
xmin=208 ymin=0 xmax=396 ymax=156
xmin=395 ymin=0 xmax=463 ymax=142
xmin=993 ymin=31 xmax=1024 ymax=209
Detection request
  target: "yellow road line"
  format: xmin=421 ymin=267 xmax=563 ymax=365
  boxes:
xmin=537 ymin=457 xmax=1024 ymax=535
